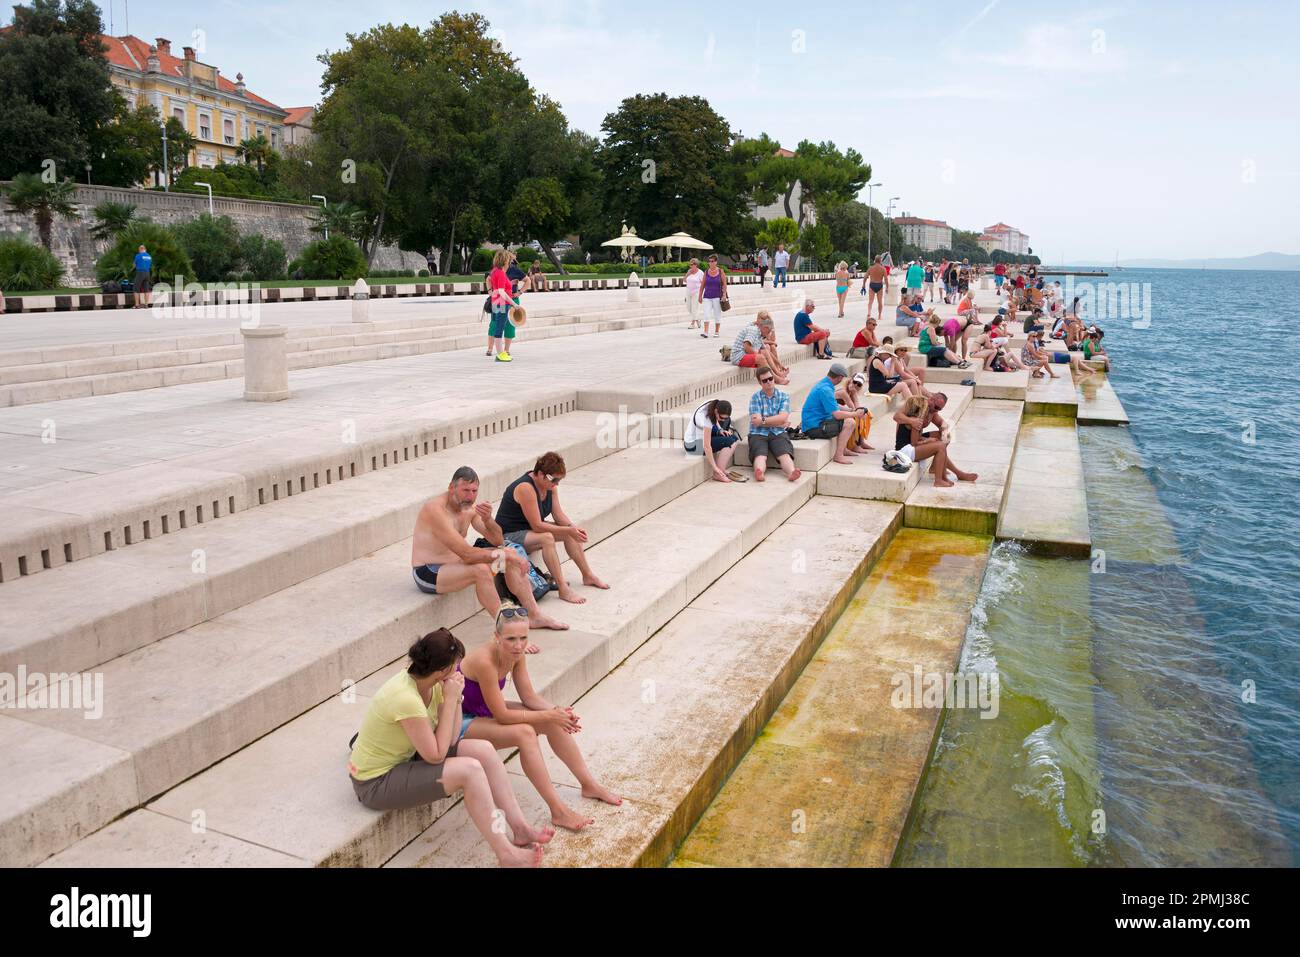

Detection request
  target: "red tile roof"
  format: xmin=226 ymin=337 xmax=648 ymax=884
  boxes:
xmin=283 ymin=106 xmax=314 ymax=125
xmin=984 ymin=222 xmax=1024 ymax=233
xmin=774 ymin=147 xmax=796 ymax=158
xmin=102 ymin=35 xmax=284 ymax=113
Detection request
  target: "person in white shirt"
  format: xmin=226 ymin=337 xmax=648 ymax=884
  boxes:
xmin=773 ymin=244 xmax=790 ymax=288
xmin=684 ymin=258 xmax=704 ymax=329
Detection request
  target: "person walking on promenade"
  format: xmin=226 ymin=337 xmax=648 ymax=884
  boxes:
xmin=924 ymin=261 xmax=937 ymax=302
xmin=757 ymin=246 xmax=770 ymax=287
xmin=133 ymin=244 xmax=153 ymax=309
xmin=347 ymin=629 xmax=548 ymax=868
xmin=698 ymin=254 xmax=728 ymax=338
xmin=834 ymin=260 xmax=851 ymax=317
xmin=865 ymin=254 xmax=888 ymax=321
xmin=905 ymin=259 xmax=925 ymax=299
xmin=773 ymin=243 xmax=790 ymax=287
xmin=684 ymin=257 xmax=704 ymax=329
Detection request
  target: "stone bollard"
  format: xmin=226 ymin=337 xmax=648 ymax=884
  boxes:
xmin=627 ymin=270 xmax=641 ymax=302
xmin=241 ymin=324 xmax=291 ymax=402
xmin=980 ymin=276 xmax=992 ymax=291
xmin=351 ymin=278 xmax=371 ymax=323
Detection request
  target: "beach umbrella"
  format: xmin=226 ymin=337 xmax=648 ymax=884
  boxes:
xmin=601 ymin=223 xmax=646 ymax=262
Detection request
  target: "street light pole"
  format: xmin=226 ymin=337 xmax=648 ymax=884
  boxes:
xmin=161 ymin=122 xmax=170 ymax=192
xmin=866 ymin=182 xmax=881 ymax=262
xmin=887 ymin=197 xmax=900 ymax=263
xmin=312 ymin=194 xmax=329 ymax=240
xmin=193 ymin=181 xmax=214 ymax=216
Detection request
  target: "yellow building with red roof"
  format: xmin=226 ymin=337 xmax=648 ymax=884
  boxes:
xmin=102 ymin=34 xmax=288 ymax=170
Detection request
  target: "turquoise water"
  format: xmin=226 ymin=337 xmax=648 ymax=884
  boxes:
xmin=899 ymin=268 xmax=1300 ymax=866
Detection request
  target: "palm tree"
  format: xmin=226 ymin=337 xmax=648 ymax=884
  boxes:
xmin=309 ymin=201 xmax=364 ymax=241
xmin=3 ymin=174 xmax=78 ymax=251
xmin=90 ymin=201 xmax=139 ymax=242
xmin=236 ymin=135 xmax=273 ymax=174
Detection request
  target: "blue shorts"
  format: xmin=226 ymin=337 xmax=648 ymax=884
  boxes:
xmin=994 ymin=275 xmax=1005 ymax=287
xmin=459 ymin=715 xmax=476 ymax=739
xmin=1052 ymin=353 xmax=1070 ymax=364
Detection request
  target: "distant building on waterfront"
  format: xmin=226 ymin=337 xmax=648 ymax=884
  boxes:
xmin=980 ymin=222 xmax=1030 ymax=255
xmin=101 ymin=35 xmax=288 ymax=174
xmin=895 ymin=214 xmax=953 ymax=252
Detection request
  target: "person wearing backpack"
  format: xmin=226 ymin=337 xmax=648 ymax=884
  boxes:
xmin=495 ymin=452 xmax=609 ymax=606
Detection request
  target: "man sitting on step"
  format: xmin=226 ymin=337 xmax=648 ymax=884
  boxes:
xmin=412 ymin=465 xmax=568 ymax=639
xmin=799 ymin=363 xmax=867 ymax=466
xmin=494 ymin=451 xmax=610 ymax=606
xmin=730 ymin=312 xmax=789 ymax=385
xmin=747 ymin=365 xmax=802 ymax=483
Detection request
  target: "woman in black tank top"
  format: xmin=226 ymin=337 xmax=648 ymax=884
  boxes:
xmin=496 ymin=473 xmax=553 ymax=535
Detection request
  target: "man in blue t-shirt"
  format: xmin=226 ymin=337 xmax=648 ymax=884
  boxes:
xmin=792 ymin=297 xmax=831 ymax=359
xmin=799 ymin=363 xmax=864 ymax=465
xmin=132 ymin=245 xmax=153 ymax=309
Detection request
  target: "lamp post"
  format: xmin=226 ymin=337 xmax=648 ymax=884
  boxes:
xmin=866 ymin=181 xmax=882 ymax=261
xmin=84 ymin=162 xmax=92 ymax=186
xmin=886 ymin=196 xmax=900 ymax=263
xmin=194 ymin=181 xmax=214 ymax=216
xmin=312 ymin=194 xmax=328 ymax=240
xmin=161 ymin=121 xmax=170 ymax=192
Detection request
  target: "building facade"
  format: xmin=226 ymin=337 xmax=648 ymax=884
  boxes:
xmin=102 ymin=35 xmax=287 ymax=173
xmin=747 ymin=147 xmax=817 ymax=227
xmin=282 ymin=107 xmax=315 ymax=148
xmin=894 ymin=215 xmax=953 ymax=252
xmin=981 ymin=222 xmax=1030 ymax=255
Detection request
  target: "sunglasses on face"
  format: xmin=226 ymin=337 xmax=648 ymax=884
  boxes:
xmin=544 ymin=473 xmax=562 ymax=484
xmin=759 ymin=377 xmax=775 ymax=384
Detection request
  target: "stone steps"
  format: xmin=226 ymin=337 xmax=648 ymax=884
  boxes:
xmin=996 ymin=415 xmax=1092 ymax=556
xmin=3 ymin=440 xmax=712 ymax=867
xmin=34 ymin=448 xmax=818 ymax=868
xmin=386 ymin=497 xmax=903 ymax=868
xmin=0 ymin=410 xmax=616 ymax=678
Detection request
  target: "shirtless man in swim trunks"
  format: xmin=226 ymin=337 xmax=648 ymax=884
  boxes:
xmin=411 ymin=466 xmax=569 ymax=639
xmin=864 ymin=255 xmax=888 ymax=322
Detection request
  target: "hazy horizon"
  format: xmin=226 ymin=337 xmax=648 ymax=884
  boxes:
xmin=23 ymin=0 xmax=1297 ymax=261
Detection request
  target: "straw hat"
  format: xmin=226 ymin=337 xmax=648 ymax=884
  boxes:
xmin=509 ymin=305 xmax=527 ymax=327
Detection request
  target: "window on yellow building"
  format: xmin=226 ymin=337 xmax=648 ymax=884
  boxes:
xmin=199 ymin=114 xmax=211 ymax=139
xmin=223 ymin=118 xmax=235 ymax=145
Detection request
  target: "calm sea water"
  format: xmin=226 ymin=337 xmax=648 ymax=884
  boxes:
xmin=898 ymin=268 xmax=1300 ymax=866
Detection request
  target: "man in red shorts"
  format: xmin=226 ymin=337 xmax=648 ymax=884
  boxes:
xmin=729 ymin=313 xmax=788 ymax=384
xmin=793 ymin=297 xmax=831 ymax=359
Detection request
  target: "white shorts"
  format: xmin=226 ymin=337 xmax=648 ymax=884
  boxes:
xmin=700 ymin=298 xmax=722 ymax=324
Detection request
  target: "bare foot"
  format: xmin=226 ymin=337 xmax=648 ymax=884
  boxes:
xmin=934 ymin=478 xmax=955 ymax=488
xmin=512 ymin=823 xmax=556 ymax=846
xmin=754 ymin=467 xmax=765 ymax=482
xmin=956 ymin=470 xmax=978 ymax=482
xmin=788 ymin=468 xmax=802 ymax=481
xmin=499 ymin=842 xmax=544 ymax=868
xmin=558 ymin=588 xmax=587 ymax=605
xmin=858 ymin=443 xmax=875 ymax=452
xmin=531 ymin=616 xmax=570 ymax=631
xmin=552 ymin=806 xmax=595 ymax=831
xmin=582 ymin=575 xmax=610 ymax=590
xmin=832 ymin=456 xmax=853 ymax=465
xmin=525 ymin=642 xmax=541 ymax=654
xmin=582 ymin=783 xmax=623 ymax=806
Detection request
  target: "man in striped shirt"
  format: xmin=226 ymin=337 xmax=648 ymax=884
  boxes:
xmin=746 ymin=366 xmax=802 ymax=483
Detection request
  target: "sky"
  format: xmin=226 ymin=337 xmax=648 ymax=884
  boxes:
xmin=36 ymin=0 xmax=1300 ymax=260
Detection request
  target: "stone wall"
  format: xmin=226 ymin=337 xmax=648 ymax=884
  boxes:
xmin=0 ymin=183 xmax=426 ymax=286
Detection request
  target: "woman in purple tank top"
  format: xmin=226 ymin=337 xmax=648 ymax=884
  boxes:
xmin=459 ymin=602 xmax=623 ymax=831
xmin=697 ymin=253 xmax=728 ymax=339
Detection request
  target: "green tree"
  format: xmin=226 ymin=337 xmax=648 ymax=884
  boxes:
xmin=89 ymin=201 xmax=138 ymax=241
xmin=174 ymin=214 xmax=242 ymax=282
xmin=0 ymin=0 xmax=117 ymax=180
xmin=308 ymin=201 xmax=365 ymax=241
xmin=755 ymin=216 xmax=800 ymax=256
xmin=506 ymin=177 xmax=570 ymax=271
xmin=156 ymin=117 xmax=197 ymax=185
xmin=799 ymin=222 xmax=832 ymax=269
xmin=236 ymin=234 xmax=287 ymax=280
xmin=3 ymin=173 xmax=78 ymax=250
xmin=732 ymin=136 xmax=869 ymax=228
xmin=0 ymin=234 xmax=65 ymax=290
xmin=88 ymin=99 xmax=164 ymax=187
xmin=596 ymin=93 xmax=745 ymax=254
xmin=236 ymin=134 xmax=273 ymax=174
xmin=289 ymin=236 xmax=368 ymax=280
xmin=96 ymin=220 xmax=193 ymax=286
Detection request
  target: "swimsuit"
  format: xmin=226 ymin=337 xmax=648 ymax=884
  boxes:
xmin=412 ymin=564 xmax=441 ymax=594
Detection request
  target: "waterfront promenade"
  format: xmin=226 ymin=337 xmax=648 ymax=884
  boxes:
xmin=0 ymin=271 xmax=1126 ymax=867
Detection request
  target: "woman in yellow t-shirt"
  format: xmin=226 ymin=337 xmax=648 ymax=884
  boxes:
xmin=347 ymin=628 xmax=551 ymax=867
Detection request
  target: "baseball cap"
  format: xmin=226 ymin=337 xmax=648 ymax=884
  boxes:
xmin=829 ymin=362 xmax=849 ymax=378
xmin=851 ymin=372 xmax=866 ymax=386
